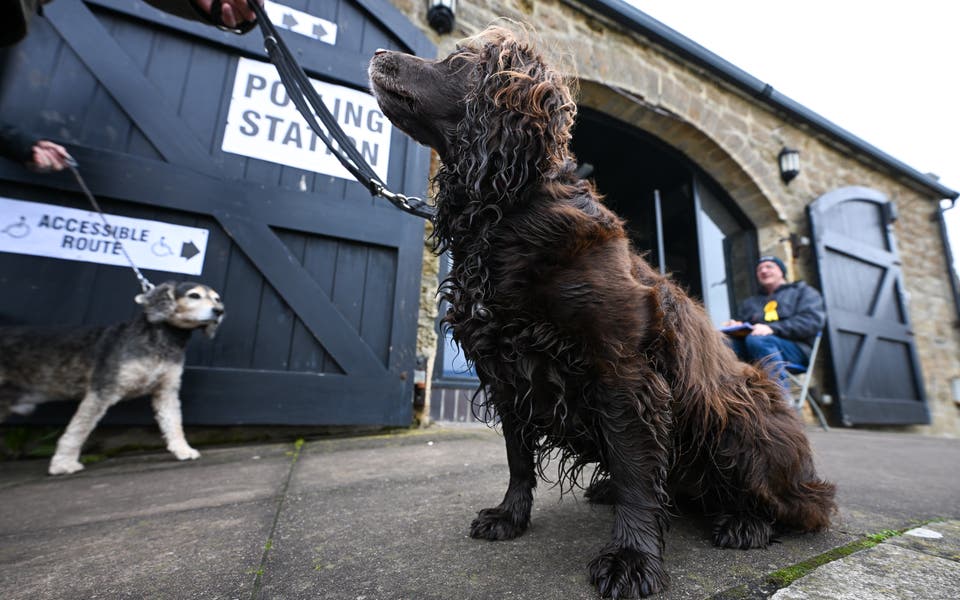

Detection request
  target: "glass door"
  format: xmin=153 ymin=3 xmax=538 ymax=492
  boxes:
xmin=694 ymin=177 xmax=756 ymax=325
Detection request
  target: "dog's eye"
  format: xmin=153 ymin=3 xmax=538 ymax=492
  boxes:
xmin=188 ymin=292 xmax=202 ymax=299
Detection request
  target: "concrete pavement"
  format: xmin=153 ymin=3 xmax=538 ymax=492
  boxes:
xmin=1 ymin=426 xmax=958 ymax=599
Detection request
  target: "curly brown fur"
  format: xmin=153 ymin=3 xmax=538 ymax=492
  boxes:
xmin=370 ymin=26 xmax=835 ymax=599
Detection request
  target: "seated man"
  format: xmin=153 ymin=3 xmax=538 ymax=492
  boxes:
xmin=724 ymin=256 xmax=826 ymax=384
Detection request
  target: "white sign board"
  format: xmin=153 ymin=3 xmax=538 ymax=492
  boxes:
xmin=0 ymin=197 xmax=209 ymax=276
xmin=221 ymin=58 xmax=392 ymax=182
xmin=264 ymin=0 xmax=337 ymax=45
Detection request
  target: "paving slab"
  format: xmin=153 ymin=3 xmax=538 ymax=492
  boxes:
xmin=0 ymin=443 xmax=294 ymax=534
xmin=770 ymin=541 xmax=960 ymax=600
xmin=0 ymin=500 xmax=276 ymax=600
xmin=259 ymin=427 xmax=858 ymax=599
xmin=886 ymin=520 xmax=960 ymax=562
xmin=805 ymin=429 xmax=960 ymax=534
xmin=0 ymin=442 xmax=295 ymax=600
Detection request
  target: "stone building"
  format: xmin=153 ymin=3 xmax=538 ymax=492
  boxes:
xmin=395 ymin=0 xmax=960 ymax=435
xmin=2 ymin=0 xmax=956 ymax=436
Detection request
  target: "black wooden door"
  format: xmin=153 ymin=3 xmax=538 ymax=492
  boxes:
xmin=0 ymin=0 xmax=433 ymax=425
xmin=808 ymin=186 xmax=930 ymax=425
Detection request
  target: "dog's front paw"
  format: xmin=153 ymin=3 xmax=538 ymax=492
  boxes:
xmin=469 ymin=507 xmax=528 ymax=540
xmin=170 ymin=444 xmax=201 ymax=461
xmin=48 ymin=456 xmax=85 ymax=476
xmin=588 ymin=547 xmax=668 ymax=599
xmin=713 ymin=513 xmax=774 ymax=549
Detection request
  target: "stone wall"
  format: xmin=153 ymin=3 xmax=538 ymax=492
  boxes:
xmin=414 ymin=217 xmax=439 ymax=426
xmin=386 ymin=0 xmax=960 ymax=434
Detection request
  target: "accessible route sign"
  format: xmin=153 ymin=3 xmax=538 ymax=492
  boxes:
xmin=221 ymin=57 xmax=392 ymax=181
xmin=0 ymin=197 xmax=209 ymax=276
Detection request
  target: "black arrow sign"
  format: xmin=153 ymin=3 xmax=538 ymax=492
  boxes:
xmin=181 ymin=240 xmax=200 ymax=260
xmin=282 ymin=13 xmax=298 ymax=29
xmin=312 ymin=23 xmax=327 ymax=39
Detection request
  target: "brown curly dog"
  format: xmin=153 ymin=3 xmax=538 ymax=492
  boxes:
xmin=369 ymin=26 xmax=835 ymax=599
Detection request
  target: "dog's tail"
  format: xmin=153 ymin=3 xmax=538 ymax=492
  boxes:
xmin=778 ymin=477 xmax=837 ymax=532
xmin=747 ymin=407 xmax=838 ymax=531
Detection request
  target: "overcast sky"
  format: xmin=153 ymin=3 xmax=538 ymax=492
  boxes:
xmin=622 ymin=0 xmax=960 ymax=267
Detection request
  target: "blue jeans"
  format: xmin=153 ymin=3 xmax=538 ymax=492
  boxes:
xmin=729 ymin=334 xmax=806 ymax=384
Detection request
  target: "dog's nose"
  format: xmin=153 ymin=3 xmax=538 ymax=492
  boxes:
xmin=213 ymin=307 xmax=224 ymax=316
xmin=374 ymin=48 xmax=389 ymax=56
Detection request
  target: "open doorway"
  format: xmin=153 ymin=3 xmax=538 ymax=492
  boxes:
xmin=571 ymin=107 xmax=757 ymax=325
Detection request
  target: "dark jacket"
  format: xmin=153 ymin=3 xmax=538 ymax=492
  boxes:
xmin=0 ymin=124 xmax=35 ymax=163
xmin=736 ymin=281 xmax=826 ymax=360
xmin=3 ymin=2 xmax=253 ymax=48
xmin=141 ymin=1 xmax=256 ymax=32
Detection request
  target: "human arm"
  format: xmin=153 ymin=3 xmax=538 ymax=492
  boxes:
xmin=141 ymin=0 xmax=262 ymax=33
xmin=723 ymin=298 xmax=757 ymax=334
xmin=0 ymin=125 xmax=70 ymax=171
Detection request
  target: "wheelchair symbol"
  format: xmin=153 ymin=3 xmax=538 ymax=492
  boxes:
xmin=1 ymin=216 xmax=31 ymax=239
xmin=151 ymin=236 xmax=174 ymax=257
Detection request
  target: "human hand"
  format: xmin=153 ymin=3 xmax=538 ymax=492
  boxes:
xmin=29 ymin=140 xmax=71 ymax=172
xmin=750 ymin=323 xmax=774 ymax=336
xmin=722 ymin=319 xmax=742 ymax=327
xmin=195 ymin=0 xmax=262 ymax=29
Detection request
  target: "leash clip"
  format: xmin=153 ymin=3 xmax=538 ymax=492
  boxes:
xmin=375 ymin=184 xmax=432 ymax=216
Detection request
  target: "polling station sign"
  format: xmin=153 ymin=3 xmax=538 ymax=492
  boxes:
xmin=0 ymin=197 xmax=209 ymax=276
xmin=222 ymin=58 xmax=391 ymax=182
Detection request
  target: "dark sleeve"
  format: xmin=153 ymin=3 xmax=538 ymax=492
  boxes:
xmin=0 ymin=124 xmax=35 ymax=163
xmin=769 ymin=284 xmax=826 ymax=341
xmin=140 ymin=0 xmax=197 ymax=21
xmin=141 ymin=1 xmax=256 ymax=34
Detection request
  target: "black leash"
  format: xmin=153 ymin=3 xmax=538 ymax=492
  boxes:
xmin=246 ymin=1 xmax=435 ymax=220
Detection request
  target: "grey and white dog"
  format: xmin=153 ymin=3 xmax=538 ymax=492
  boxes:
xmin=0 ymin=281 xmax=224 ymax=475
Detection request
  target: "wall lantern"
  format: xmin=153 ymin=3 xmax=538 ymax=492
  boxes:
xmin=427 ymin=0 xmax=456 ymax=35
xmin=778 ymin=147 xmax=800 ymax=185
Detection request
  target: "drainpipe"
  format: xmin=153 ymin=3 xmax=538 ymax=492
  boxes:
xmin=941 ymin=199 xmax=960 ymax=409
xmin=937 ymin=198 xmax=960 ymax=326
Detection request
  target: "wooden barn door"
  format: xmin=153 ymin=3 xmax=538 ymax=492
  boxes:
xmin=0 ymin=0 xmax=433 ymax=425
xmin=808 ymin=186 xmax=930 ymax=426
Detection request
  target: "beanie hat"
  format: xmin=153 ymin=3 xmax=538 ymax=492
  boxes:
xmin=757 ymin=255 xmax=787 ymax=277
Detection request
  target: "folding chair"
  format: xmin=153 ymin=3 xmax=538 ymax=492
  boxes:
xmin=783 ymin=332 xmax=830 ymax=431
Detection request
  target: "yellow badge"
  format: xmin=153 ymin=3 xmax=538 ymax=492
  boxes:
xmin=764 ymin=300 xmax=779 ymax=322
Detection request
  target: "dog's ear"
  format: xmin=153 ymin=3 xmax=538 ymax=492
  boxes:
xmin=134 ymin=281 xmax=177 ymax=323
xmin=461 ymin=30 xmax=576 ymax=204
